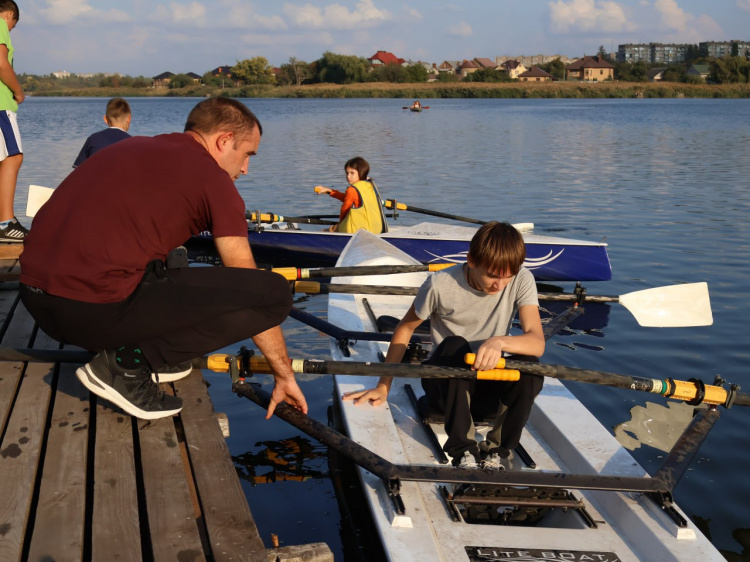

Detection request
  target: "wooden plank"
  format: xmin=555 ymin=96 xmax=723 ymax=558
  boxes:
xmin=27 ymin=357 xmax=90 ymax=561
xmin=176 ymin=374 xmax=267 ymax=561
xmin=0 ymin=296 xmax=34 ymax=431
xmin=0 ymin=245 xmax=22 ymax=259
xmin=92 ymin=399 xmax=142 ymax=561
xmin=0 ymin=330 xmax=55 ymax=561
xmin=138 ymin=387 xmax=206 ymax=562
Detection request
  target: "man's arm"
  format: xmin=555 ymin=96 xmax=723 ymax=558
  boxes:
xmin=214 ymin=235 xmax=308 ymax=417
xmin=0 ymin=45 xmax=23 ymax=104
xmin=471 ymin=304 xmax=545 ymax=371
xmin=343 ymin=304 xmax=423 ymax=406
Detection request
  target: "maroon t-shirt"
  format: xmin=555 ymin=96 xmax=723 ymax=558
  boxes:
xmin=20 ymin=133 xmax=248 ymax=303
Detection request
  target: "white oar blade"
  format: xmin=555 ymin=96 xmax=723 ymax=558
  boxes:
xmin=26 ymin=184 xmax=55 ymax=218
xmin=619 ymin=282 xmax=712 ymax=327
xmin=512 ymin=222 xmax=534 ymax=232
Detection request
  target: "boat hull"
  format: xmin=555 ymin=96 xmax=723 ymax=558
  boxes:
xmin=244 ymin=222 xmax=612 ymax=281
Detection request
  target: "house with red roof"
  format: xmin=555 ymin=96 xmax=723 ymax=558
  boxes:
xmin=473 ymin=57 xmax=498 ymax=70
xmin=565 ymin=55 xmax=614 ymax=81
xmin=457 ymin=59 xmax=479 ymax=78
xmin=368 ymin=50 xmax=405 ymax=66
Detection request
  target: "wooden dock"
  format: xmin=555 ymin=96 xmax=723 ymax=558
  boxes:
xmin=0 ymin=249 xmax=332 ymax=562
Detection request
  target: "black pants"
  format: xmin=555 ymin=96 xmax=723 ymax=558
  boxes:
xmin=21 ymin=260 xmax=293 ymax=370
xmin=421 ymin=336 xmax=543 ymax=463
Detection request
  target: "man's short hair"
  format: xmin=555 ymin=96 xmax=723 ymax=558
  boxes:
xmin=344 ymin=156 xmax=370 ymax=182
xmin=106 ymin=98 xmax=131 ymax=121
xmin=0 ymin=0 xmax=19 ymax=21
xmin=184 ymin=98 xmax=262 ymax=142
xmin=467 ymin=221 xmax=526 ymax=276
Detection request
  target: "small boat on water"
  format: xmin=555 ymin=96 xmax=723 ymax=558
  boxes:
xmin=240 ymin=221 xmax=612 ymax=282
xmin=325 ymin=230 xmax=722 ymax=561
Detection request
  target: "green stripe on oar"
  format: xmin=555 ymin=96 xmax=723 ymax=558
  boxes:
xmin=295 ymin=281 xmax=713 ymax=327
xmin=273 ymin=263 xmax=455 ymax=281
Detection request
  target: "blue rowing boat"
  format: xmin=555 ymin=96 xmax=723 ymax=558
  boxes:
xmin=243 ymin=221 xmax=611 ymax=281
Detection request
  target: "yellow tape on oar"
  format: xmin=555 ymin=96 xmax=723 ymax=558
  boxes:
xmin=464 ymin=353 xmax=506 ymax=369
xmin=664 ymin=379 xmax=728 ymax=405
xmin=383 ymin=200 xmax=408 ymax=211
xmin=205 ymin=354 xmax=274 ymax=374
xmin=476 ymin=369 xmax=520 ymax=381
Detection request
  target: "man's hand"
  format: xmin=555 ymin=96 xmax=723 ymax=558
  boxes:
xmin=472 ymin=336 xmax=507 ymax=371
xmin=266 ymin=376 xmax=308 ymax=419
xmin=13 ymin=90 xmax=24 ymax=104
xmin=342 ymin=382 xmax=389 ymax=406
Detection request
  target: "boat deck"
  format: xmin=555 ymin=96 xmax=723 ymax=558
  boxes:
xmin=0 ymin=248 xmax=331 ymax=562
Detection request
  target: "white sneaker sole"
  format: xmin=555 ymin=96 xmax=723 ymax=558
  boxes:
xmin=76 ymin=364 xmax=183 ymax=420
xmin=151 ymin=366 xmax=193 ymax=383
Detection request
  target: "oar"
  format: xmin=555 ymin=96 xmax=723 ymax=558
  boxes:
xmin=291 ymin=282 xmax=713 ymax=327
xmin=402 ymin=106 xmax=430 ymax=109
xmin=199 ymin=354 xmax=744 ymax=409
xmin=245 ymin=211 xmax=337 ymax=226
xmin=0 ymin=347 xmax=741 ymax=408
xmin=383 ymin=199 xmax=532 ymax=231
xmin=272 ymin=263 xmax=455 ymax=281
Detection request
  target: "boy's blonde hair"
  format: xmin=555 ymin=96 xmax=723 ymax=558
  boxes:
xmin=467 ymin=221 xmax=526 ymax=276
xmin=106 ymin=98 xmax=131 ymax=122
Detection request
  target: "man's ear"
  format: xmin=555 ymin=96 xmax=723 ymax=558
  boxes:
xmin=103 ymin=115 xmax=110 ymax=126
xmin=215 ymin=131 xmax=234 ymax=153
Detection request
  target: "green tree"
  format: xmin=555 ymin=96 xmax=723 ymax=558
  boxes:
xmin=539 ymin=57 xmax=566 ymax=80
xmin=277 ymin=57 xmax=312 ymax=86
xmin=169 ymin=73 xmax=194 ymax=89
xmin=371 ymin=63 xmax=408 ymax=83
xmin=316 ymin=51 xmax=369 ymax=84
xmin=710 ymin=56 xmax=750 ymax=84
xmin=405 ymin=63 xmax=429 ymax=83
xmin=232 ymin=57 xmax=276 ymax=85
xmin=462 ymin=68 xmax=509 ymax=82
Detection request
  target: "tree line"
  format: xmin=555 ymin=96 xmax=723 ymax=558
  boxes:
xmin=18 ymin=49 xmax=750 ymax=94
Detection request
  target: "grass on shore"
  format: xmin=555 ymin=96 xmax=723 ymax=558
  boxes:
xmin=30 ymin=81 xmax=750 ymax=99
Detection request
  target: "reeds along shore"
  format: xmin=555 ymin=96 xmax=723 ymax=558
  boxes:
xmin=31 ymin=81 xmax=750 ymax=99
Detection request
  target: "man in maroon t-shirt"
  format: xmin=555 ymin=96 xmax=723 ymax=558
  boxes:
xmin=20 ymin=98 xmax=308 ymax=421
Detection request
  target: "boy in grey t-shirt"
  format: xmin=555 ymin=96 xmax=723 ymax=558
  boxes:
xmin=344 ymin=222 xmax=545 ymax=469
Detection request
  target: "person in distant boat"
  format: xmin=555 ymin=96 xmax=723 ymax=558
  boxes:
xmin=343 ymin=222 xmax=545 ymax=471
xmin=0 ymin=1 xmax=27 ymax=243
xmin=410 ymin=100 xmax=421 ymax=110
xmin=314 ymin=156 xmax=388 ymax=234
xmin=72 ymin=97 xmax=132 ymax=168
xmin=20 ymin=98 xmax=307 ymax=421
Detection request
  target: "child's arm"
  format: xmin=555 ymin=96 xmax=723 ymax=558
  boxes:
xmin=472 ymin=305 xmax=545 ymax=371
xmin=314 ymin=186 xmax=346 ymax=201
xmin=0 ymin=45 xmax=23 ymax=104
xmin=342 ymin=304 xmax=423 ymax=406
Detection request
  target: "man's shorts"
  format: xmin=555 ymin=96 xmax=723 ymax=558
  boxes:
xmin=0 ymin=110 xmax=22 ymax=161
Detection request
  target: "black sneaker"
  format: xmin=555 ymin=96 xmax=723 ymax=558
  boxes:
xmin=76 ymin=350 xmax=183 ymax=419
xmin=151 ymin=360 xmax=193 ymax=383
xmin=0 ymin=217 xmax=28 ymax=243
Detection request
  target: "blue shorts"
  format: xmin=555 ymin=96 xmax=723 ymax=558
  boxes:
xmin=0 ymin=110 xmax=22 ymax=161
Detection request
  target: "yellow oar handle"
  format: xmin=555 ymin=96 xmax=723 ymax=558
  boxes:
xmin=205 ymin=354 xmax=274 ymax=374
xmin=464 ymin=353 xmax=506 ymax=369
xmin=272 ymin=267 xmax=299 ymax=281
xmin=294 ymin=280 xmax=321 ymax=294
xmin=476 ymin=369 xmax=520 ymax=381
xmin=248 ymin=212 xmax=281 ymax=222
xmin=314 ymin=186 xmax=325 ymax=194
xmin=668 ymin=379 xmax=727 ymax=405
xmin=383 ymin=200 xmax=407 ymax=211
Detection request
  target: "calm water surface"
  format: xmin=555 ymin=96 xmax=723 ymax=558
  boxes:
xmin=17 ymin=97 xmax=750 ymax=560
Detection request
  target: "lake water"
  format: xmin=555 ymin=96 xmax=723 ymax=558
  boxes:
xmin=16 ymin=97 xmax=750 ymax=560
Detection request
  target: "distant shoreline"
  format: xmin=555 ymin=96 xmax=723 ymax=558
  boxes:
xmin=29 ymin=81 xmax=750 ymax=99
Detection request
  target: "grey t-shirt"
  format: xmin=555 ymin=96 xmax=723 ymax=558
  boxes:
xmin=413 ymin=264 xmax=538 ymax=352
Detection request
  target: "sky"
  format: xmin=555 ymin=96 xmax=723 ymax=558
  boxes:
xmin=12 ymin=0 xmax=750 ymax=77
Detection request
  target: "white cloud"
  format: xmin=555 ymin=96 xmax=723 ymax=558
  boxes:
xmin=219 ymin=0 xmax=288 ymax=30
xmin=404 ymin=7 xmax=423 ymax=20
xmin=36 ymin=0 xmax=129 ymax=25
xmin=283 ymin=0 xmax=390 ymax=30
xmin=653 ymin=0 xmax=722 ymax=41
xmin=738 ymin=0 xmax=750 ymax=12
xmin=549 ymin=0 xmax=634 ymax=33
xmin=448 ymin=21 xmax=472 ymax=37
xmin=151 ymin=1 xmax=206 ymax=25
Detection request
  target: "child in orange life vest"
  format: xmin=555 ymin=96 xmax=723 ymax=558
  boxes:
xmin=314 ymin=156 xmax=387 ymax=234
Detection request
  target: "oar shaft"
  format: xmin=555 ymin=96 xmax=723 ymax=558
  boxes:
xmin=538 ymin=292 xmax=619 ymax=303
xmin=273 ymin=263 xmax=454 ymax=281
xmin=383 ymin=199 xmax=487 ymax=225
xmin=294 ymin=281 xmax=418 ymax=296
xmin=246 ymin=211 xmax=336 ymax=226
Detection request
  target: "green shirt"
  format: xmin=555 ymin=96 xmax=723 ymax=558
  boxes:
xmin=0 ymin=19 xmax=16 ymax=112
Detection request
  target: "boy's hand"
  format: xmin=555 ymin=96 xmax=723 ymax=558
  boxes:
xmin=314 ymin=186 xmax=331 ymax=195
xmin=14 ymin=90 xmax=24 ymax=104
xmin=473 ymin=337 xmax=507 ymax=371
xmin=342 ymin=383 xmax=389 ymax=406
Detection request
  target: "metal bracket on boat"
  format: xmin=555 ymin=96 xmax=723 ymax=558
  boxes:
xmin=573 ymin=282 xmax=587 ymax=306
xmin=251 ymin=209 xmax=264 ymax=232
xmin=335 ymin=338 xmax=352 ymax=358
xmin=713 ymin=375 xmax=741 ymax=409
xmin=387 ymin=477 xmax=406 ymax=515
xmin=386 ymin=199 xmax=399 ymax=221
xmin=646 ymin=491 xmax=688 ymax=528
xmin=228 ymin=346 xmax=255 ymax=385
